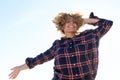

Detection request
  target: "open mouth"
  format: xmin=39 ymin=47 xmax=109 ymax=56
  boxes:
xmin=68 ymin=26 xmax=75 ymax=29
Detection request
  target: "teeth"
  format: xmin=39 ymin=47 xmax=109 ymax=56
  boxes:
xmin=69 ymin=26 xmax=74 ymax=28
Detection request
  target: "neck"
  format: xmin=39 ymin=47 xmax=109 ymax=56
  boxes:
xmin=64 ymin=32 xmax=75 ymax=38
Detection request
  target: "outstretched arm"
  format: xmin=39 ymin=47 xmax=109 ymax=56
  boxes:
xmin=9 ymin=63 xmax=28 ymax=79
xmin=9 ymin=40 xmax=59 ymax=79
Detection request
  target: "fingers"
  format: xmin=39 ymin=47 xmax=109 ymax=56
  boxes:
xmin=9 ymin=67 xmax=20 ymax=79
xmin=9 ymin=71 xmax=15 ymax=79
xmin=9 ymin=70 xmax=20 ymax=79
xmin=9 ymin=71 xmax=18 ymax=79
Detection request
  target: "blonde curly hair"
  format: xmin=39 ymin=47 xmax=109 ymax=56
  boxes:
xmin=52 ymin=12 xmax=84 ymax=34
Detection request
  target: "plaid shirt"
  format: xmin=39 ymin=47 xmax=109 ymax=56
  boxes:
xmin=26 ymin=19 xmax=113 ymax=80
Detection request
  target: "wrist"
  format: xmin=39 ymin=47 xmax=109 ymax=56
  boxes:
xmin=19 ymin=64 xmax=28 ymax=71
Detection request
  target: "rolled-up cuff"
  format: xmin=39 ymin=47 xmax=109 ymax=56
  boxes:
xmin=96 ymin=19 xmax=106 ymax=26
xmin=25 ymin=57 xmax=35 ymax=69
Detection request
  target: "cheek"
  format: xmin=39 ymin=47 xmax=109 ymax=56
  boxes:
xmin=63 ymin=24 xmax=67 ymax=30
xmin=62 ymin=26 xmax=66 ymax=33
xmin=74 ymin=24 xmax=78 ymax=30
xmin=63 ymin=27 xmax=67 ymax=32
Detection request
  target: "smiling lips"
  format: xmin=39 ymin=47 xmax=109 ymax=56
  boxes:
xmin=67 ymin=26 xmax=76 ymax=29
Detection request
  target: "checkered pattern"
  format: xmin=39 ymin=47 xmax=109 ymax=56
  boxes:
xmin=26 ymin=19 xmax=113 ymax=80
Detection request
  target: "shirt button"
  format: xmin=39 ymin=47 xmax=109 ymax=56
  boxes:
xmin=73 ymin=64 xmax=76 ymax=66
xmin=70 ymin=47 xmax=72 ymax=48
xmin=75 ymin=74 xmax=79 ymax=76
xmin=70 ymin=43 xmax=72 ymax=44
xmin=72 ymin=55 xmax=74 ymax=57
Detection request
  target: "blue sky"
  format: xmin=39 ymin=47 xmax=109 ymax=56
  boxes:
xmin=0 ymin=0 xmax=120 ymax=80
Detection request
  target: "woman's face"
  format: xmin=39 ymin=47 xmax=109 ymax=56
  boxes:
xmin=63 ymin=18 xmax=77 ymax=34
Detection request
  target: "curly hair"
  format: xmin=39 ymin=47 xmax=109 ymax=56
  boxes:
xmin=52 ymin=12 xmax=84 ymax=34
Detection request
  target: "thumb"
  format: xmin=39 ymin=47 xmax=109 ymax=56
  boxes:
xmin=10 ymin=66 xmax=18 ymax=70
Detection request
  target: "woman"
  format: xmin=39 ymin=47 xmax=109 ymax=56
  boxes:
xmin=9 ymin=12 xmax=113 ymax=80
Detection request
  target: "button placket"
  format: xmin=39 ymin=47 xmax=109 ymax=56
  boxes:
xmin=75 ymin=74 xmax=79 ymax=76
xmin=69 ymin=42 xmax=73 ymax=48
xmin=70 ymin=43 xmax=72 ymax=45
xmin=72 ymin=55 xmax=74 ymax=57
xmin=73 ymin=64 xmax=76 ymax=66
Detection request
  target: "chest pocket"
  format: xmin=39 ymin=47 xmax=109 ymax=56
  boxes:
xmin=75 ymin=37 xmax=97 ymax=52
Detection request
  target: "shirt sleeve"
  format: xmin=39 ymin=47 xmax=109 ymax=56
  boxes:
xmin=93 ymin=19 xmax=113 ymax=39
xmin=25 ymin=40 xmax=59 ymax=69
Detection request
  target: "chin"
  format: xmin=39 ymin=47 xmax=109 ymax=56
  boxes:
xmin=68 ymin=31 xmax=76 ymax=33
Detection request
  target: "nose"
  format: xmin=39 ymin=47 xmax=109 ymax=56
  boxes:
xmin=69 ymin=21 xmax=74 ymax=25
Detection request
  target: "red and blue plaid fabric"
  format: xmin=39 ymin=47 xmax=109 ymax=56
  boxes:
xmin=26 ymin=19 xmax=113 ymax=80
